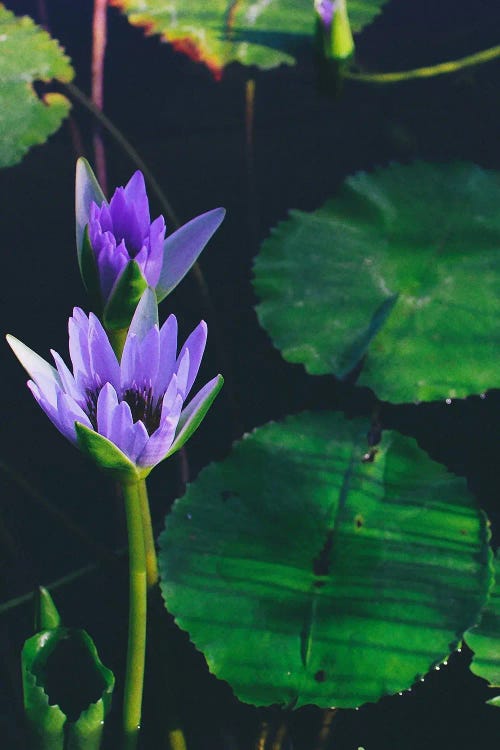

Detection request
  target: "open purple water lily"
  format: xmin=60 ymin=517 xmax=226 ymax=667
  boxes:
xmin=7 ymin=290 xmax=223 ymax=481
xmin=75 ymin=158 xmax=225 ymax=328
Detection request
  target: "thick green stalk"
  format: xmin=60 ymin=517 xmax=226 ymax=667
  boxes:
xmin=121 ymin=480 xmax=148 ymax=750
xmin=137 ymin=479 xmax=159 ymax=589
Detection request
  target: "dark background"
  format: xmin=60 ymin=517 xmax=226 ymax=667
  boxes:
xmin=0 ymin=0 xmax=499 ymax=747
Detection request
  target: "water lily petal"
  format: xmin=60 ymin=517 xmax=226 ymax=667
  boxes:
xmin=88 ymin=313 xmax=121 ymax=389
xmin=123 ymin=171 xmax=150 ymax=231
xmin=137 ymin=394 xmax=183 ymax=468
xmin=155 ymin=314 xmax=178 ymax=398
xmin=129 ymin=287 xmax=159 ymax=340
xmin=176 ymin=321 xmax=207 ymax=397
xmin=96 ymin=382 xmax=119 ymax=440
xmin=175 ymin=349 xmax=190 ymax=397
xmin=57 ymin=391 xmax=93 ymax=442
xmin=167 ymin=375 xmax=224 ymax=457
xmin=50 ymin=349 xmax=81 ymax=405
xmin=156 ymin=207 xmax=226 ymax=301
xmin=7 ymin=335 xmax=62 ymax=407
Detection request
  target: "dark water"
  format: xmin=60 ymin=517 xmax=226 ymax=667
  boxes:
xmin=0 ymin=0 xmax=499 ymax=747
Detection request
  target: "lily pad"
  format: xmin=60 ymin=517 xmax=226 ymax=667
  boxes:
xmin=254 ymin=161 xmax=500 ymax=403
xmin=159 ymin=412 xmax=491 ymax=708
xmin=466 ymin=550 xmax=500 ymax=704
xmin=111 ymin=0 xmax=387 ymax=78
xmin=0 ymin=5 xmax=74 ymax=167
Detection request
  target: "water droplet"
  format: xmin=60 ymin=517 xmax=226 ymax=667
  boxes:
xmin=445 ymin=398 xmax=452 ymax=405
xmin=435 ymin=666 xmax=440 ymax=671
xmin=187 ymin=513 xmax=192 ymax=520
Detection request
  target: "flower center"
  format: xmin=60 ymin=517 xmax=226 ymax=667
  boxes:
xmin=85 ymin=385 xmax=162 ymax=435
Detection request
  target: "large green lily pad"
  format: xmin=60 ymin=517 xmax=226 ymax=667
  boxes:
xmin=159 ymin=412 xmax=491 ymax=708
xmin=0 ymin=5 xmax=74 ymax=167
xmin=111 ymin=0 xmax=387 ymax=78
xmin=254 ymin=162 xmax=500 ymax=403
xmin=466 ymin=550 xmax=500 ymax=705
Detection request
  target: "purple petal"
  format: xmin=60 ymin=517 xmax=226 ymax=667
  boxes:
xmin=143 ymin=215 xmax=166 ymax=287
xmin=160 ymin=373 xmax=179 ymax=414
xmin=96 ymin=382 xmax=119 ymax=440
xmin=120 ymin=334 xmax=140 ymax=392
xmin=128 ymin=287 xmax=159 ymax=341
xmin=175 ymin=349 xmax=190 ymax=397
xmin=123 ymin=171 xmax=150 ymax=231
xmin=108 ymin=400 xmax=137 ymax=458
xmin=156 ymin=207 xmax=226 ymax=301
xmin=88 ymin=314 xmax=121 ymax=389
xmin=6 ymin=335 xmax=61 ymax=408
xmin=28 ymin=380 xmax=65 ymax=432
xmin=56 ymin=391 xmax=93 ymax=442
xmin=136 ymin=394 xmax=183 ymax=468
xmin=69 ymin=308 xmax=92 ymax=389
xmin=176 ymin=321 xmax=207 ymax=397
xmin=154 ymin=314 xmax=178 ymax=398
xmin=96 ymin=237 xmax=128 ymax=301
xmin=51 ymin=349 xmax=82 ymax=405
xmin=109 ymin=187 xmax=143 ymax=254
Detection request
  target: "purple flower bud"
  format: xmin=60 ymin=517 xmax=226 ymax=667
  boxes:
xmin=75 ymin=159 xmax=226 ymax=326
xmin=88 ymin=171 xmax=166 ymax=302
xmin=7 ymin=290 xmax=223 ymax=480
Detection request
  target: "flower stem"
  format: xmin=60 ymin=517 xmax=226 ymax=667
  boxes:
xmin=344 ymin=43 xmax=500 ymax=84
xmin=121 ymin=479 xmax=148 ymax=750
xmin=137 ymin=479 xmax=159 ymax=589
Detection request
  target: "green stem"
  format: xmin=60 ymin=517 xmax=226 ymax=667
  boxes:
xmin=137 ymin=479 xmax=159 ymax=589
xmin=121 ymin=479 xmax=148 ymax=750
xmin=344 ymin=43 xmax=500 ymax=84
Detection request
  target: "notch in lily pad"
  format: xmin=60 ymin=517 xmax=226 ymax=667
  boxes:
xmin=22 ymin=587 xmax=115 ymax=750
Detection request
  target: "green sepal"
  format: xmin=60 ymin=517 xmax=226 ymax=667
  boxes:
xmin=80 ymin=225 xmax=103 ymax=315
xmin=75 ymin=157 xmax=106 ymax=268
xmin=166 ymin=374 xmax=224 ymax=458
xmin=75 ymin=422 xmax=149 ymax=481
xmin=22 ymin=627 xmax=115 ymax=750
xmin=34 ymin=587 xmax=61 ymax=632
xmin=486 ymin=695 xmax=500 ymax=707
xmin=330 ymin=0 xmax=355 ymax=61
xmin=103 ymin=260 xmax=148 ymax=331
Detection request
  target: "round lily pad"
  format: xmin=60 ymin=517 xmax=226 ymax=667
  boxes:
xmin=159 ymin=412 xmax=491 ymax=708
xmin=111 ymin=0 xmax=387 ymax=78
xmin=254 ymin=161 xmax=500 ymax=403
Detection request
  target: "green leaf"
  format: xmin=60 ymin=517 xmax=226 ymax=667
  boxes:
xmin=465 ymin=550 xmax=500 ymax=704
xmin=159 ymin=412 xmax=492 ymax=708
xmin=111 ymin=0 xmax=387 ymax=77
xmin=34 ymin=587 xmax=61 ymax=632
xmin=0 ymin=5 xmax=74 ymax=167
xmin=75 ymin=422 xmax=146 ymax=482
xmin=254 ymin=161 xmax=500 ymax=403
xmin=22 ymin=627 xmax=114 ymax=750
xmin=103 ymin=260 xmax=148 ymax=331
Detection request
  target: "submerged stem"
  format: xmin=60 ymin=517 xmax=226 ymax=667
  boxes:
xmin=121 ymin=479 xmax=148 ymax=750
xmin=137 ymin=479 xmax=159 ymax=588
xmin=344 ymin=44 xmax=500 ymax=84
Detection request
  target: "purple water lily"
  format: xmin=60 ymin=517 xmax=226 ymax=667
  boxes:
xmin=315 ymin=0 xmax=335 ymax=27
xmin=7 ymin=290 xmax=223 ymax=479
xmin=87 ymin=170 xmax=166 ymax=302
xmin=75 ymin=158 xmax=225 ymax=323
